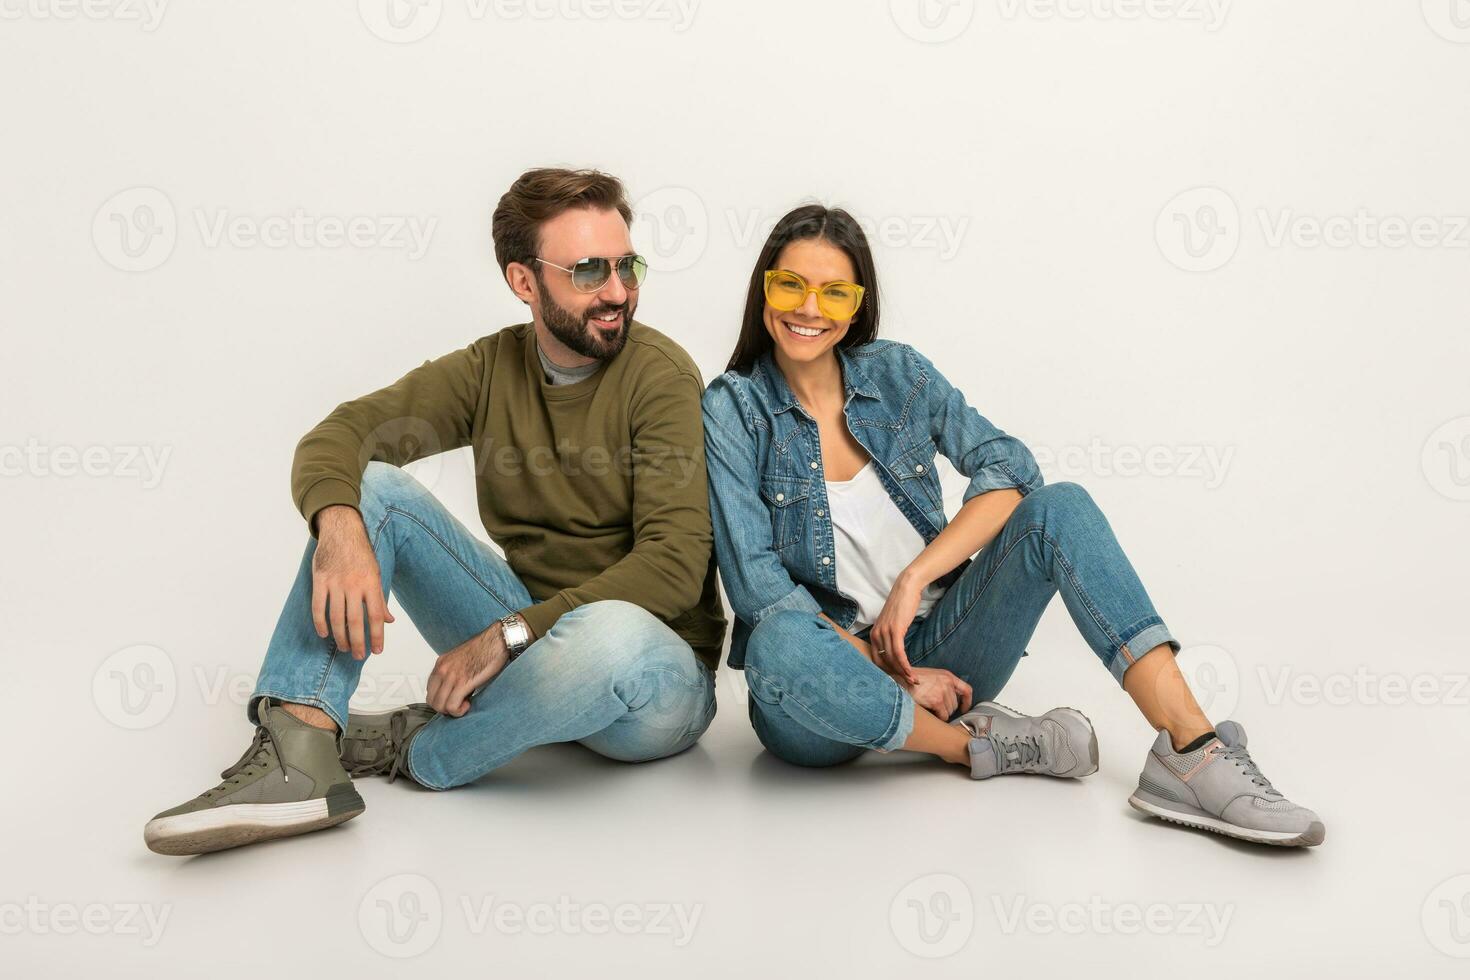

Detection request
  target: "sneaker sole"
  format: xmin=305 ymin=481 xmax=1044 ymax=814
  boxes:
xmin=145 ymin=786 xmax=365 ymax=855
xmin=978 ymin=701 xmax=1100 ymax=778
xmin=1127 ymin=789 xmax=1325 ymax=847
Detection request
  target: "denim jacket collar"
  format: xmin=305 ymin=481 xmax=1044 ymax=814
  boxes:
xmin=756 ymin=345 xmax=883 ymax=415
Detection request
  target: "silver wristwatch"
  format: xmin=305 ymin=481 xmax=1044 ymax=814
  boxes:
xmin=498 ymin=613 xmax=531 ymax=660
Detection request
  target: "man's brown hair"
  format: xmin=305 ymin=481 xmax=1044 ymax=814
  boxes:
xmin=492 ymin=167 xmax=633 ymax=276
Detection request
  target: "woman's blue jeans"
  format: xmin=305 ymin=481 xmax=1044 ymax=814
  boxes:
xmin=744 ymin=482 xmax=1177 ymax=767
xmin=250 ymin=463 xmax=717 ymax=789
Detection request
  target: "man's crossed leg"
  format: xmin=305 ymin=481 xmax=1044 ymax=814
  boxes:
xmin=144 ymin=463 xmax=715 ymax=854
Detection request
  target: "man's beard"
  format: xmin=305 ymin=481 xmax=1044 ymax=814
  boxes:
xmin=539 ymin=284 xmax=632 ymax=361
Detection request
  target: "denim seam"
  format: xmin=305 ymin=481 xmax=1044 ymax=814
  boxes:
xmin=907 ymin=522 xmax=1120 ymax=667
xmin=376 ymin=505 xmax=523 ymax=614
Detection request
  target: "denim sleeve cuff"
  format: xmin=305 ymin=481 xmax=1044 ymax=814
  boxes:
xmin=963 ymin=463 xmax=1043 ymax=503
xmin=752 ymin=582 xmax=824 ymax=626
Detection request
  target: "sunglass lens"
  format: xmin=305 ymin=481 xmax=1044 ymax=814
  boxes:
xmin=618 ymin=254 xmax=648 ymax=289
xmin=570 ymin=258 xmax=613 ymax=292
xmin=820 ymin=283 xmax=860 ymax=319
xmin=765 ymin=272 xmax=806 ymax=310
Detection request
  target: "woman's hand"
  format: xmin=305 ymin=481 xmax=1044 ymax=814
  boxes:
xmin=868 ymin=571 xmax=927 ymax=685
xmin=904 ymin=667 xmax=973 ymax=721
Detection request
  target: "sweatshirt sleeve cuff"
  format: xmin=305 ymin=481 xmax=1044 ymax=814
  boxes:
xmin=298 ymin=478 xmax=361 ymax=537
xmin=518 ymin=593 xmax=575 ymax=641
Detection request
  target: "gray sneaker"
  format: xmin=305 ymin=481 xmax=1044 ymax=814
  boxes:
xmin=340 ymin=703 xmax=436 ymax=782
xmin=144 ymin=698 xmax=365 ymax=855
xmin=954 ymin=702 xmax=1099 ymax=779
xmin=1128 ymin=721 xmax=1325 ymax=847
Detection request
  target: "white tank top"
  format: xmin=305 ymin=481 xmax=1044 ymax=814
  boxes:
xmin=824 ymin=461 xmax=946 ymax=632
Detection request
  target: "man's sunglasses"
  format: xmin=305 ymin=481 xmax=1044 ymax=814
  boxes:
xmin=764 ymin=269 xmax=865 ymax=321
xmin=534 ymin=254 xmax=649 ymax=293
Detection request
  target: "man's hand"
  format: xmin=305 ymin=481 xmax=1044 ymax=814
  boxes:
xmin=903 ymin=667 xmax=973 ymax=721
xmin=311 ymin=504 xmax=395 ymax=659
xmin=427 ymin=623 xmax=513 ymax=718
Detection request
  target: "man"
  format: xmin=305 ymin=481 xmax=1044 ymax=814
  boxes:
xmin=144 ymin=168 xmax=727 ymax=855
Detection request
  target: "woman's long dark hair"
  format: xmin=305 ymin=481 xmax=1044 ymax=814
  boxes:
xmin=724 ymin=204 xmax=881 ymax=374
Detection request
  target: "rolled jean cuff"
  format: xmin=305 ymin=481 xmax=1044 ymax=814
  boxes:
xmin=1107 ymin=622 xmax=1180 ymax=686
xmin=873 ymin=689 xmax=916 ymax=753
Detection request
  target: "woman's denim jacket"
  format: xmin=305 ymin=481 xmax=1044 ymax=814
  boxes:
xmin=701 ymin=340 xmax=1044 ymax=669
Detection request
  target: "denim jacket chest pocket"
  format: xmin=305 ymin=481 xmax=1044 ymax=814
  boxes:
xmin=759 ymin=473 xmax=811 ymax=552
xmin=889 ymin=436 xmax=943 ymax=516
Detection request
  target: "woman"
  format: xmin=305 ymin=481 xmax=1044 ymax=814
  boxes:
xmin=702 ymin=205 xmax=1324 ymax=847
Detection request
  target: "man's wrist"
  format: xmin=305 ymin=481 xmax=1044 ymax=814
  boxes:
xmin=497 ymin=612 xmax=532 ymax=659
xmin=315 ymin=504 xmax=362 ymax=537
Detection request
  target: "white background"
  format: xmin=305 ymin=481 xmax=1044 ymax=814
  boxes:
xmin=2 ymin=1 xmax=1468 ymax=976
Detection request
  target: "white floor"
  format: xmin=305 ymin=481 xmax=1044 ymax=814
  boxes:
xmin=8 ymin=611 xmax=1469 ymax=978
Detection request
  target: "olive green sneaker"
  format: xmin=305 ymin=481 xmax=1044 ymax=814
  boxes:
xmin=144 ymin=698 xmax=365 ymax=855
xmin=340 ymin=703 xmax=436 ymax=782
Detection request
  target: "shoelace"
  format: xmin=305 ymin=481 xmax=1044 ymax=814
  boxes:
xmin=344 ymin=710 xmax=413 ymax=783
xmin=208 ymin=716 xmax=290 ymax=798
xmin=1218 ymin=742 xmax=1278 ymax=794
xmin=993 ymin=733 xmax=1046 ymax=773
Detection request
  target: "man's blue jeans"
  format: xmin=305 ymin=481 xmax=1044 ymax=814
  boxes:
xmin=744 ymin=482 xmax=1178 ymax=767
xmin=250 ymin=463 xmax=717 ymax=790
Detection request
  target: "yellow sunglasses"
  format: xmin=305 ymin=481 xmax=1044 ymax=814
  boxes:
xmin=764 ymin=269 xmax=866 ymax=321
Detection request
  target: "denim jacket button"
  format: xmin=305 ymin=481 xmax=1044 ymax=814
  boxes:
xmin=815 ymin=509 xmax=824 ymax=517
xmin=775 ymin=492 xmax=784 ymax=502
xmin=809 ymin=461 xmax=819 ymax=470
xmin=915 ymin=464 xmax=926 ymax=473
xmin=821 ymin=556 xmax=831 ymax=565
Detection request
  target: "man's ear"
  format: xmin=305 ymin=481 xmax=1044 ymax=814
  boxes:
xmin=505 ymin=261 xmax=537 ymax=306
